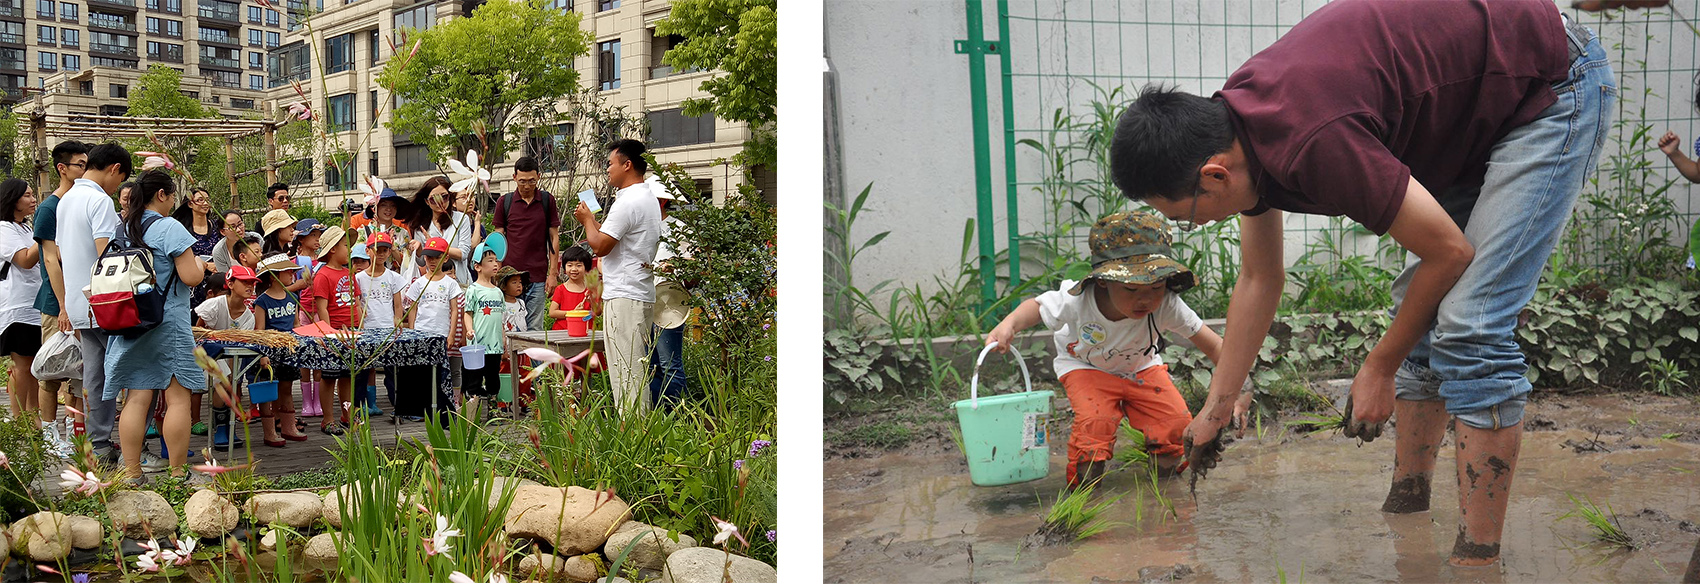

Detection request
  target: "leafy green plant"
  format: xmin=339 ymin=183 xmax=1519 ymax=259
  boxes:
xmin=655 ymin=164 xmax=777 ymax=374
xmin=1640 ymin=358 xmax=1691 ymax=396
xmin=1561 ymin=493 xmax=1635 ymax=550
xmin=1034 ymin=481 xmax=1125 ymax=544
xmin=1518 ymin=279 xmax=1700 ymax=388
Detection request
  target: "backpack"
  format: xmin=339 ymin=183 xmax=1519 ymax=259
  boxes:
xmin=88 ymin=215 xmax=176 ymax=339
xmin=500 ymin=191 xmax=558 ymax=255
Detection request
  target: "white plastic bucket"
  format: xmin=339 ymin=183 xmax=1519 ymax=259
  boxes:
xmin=459 ymin=345 xmax=486 ymax=370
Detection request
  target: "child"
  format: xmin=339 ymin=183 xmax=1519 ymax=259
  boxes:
xmin=547 ymin=245 xmax=601 ymax=330
xmin=310 ymin=226 xmax=362 ymax=435
xmin=235 ymin=234 xmax=262 ymax=270
xmin=291 ymin=219 xmax=327 ymax=420
xmin=497 ymin=266 xmax=529 ymax=334
xmin=195 ymin=268 xmax=258 ymax=449
xmin=461 ymin=244 xmax=506 ymax=413
xmin=355 ymin=232 xmax=407 ymax=416
xmin=401 ymin=237 xmax=463 ymax=426
xmin=184 ymin=273 xmax=230 ymax=441
xmin=254 ymin=254 xmax=309 ymax=445
xmin=984 ymin=212 xmax=1241 ymax=488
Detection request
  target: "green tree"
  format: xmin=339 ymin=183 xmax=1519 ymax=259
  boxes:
xmin=656 ymin=0 xmax=777 ymax=168
xmin=378 ymin=0 xmax=591 ymax=170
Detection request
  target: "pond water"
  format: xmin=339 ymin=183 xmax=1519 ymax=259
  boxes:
xmin=825 ymin=394 xmax=1700 ymax=583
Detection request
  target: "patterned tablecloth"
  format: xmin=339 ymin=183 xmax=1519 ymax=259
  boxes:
xmin=201 ymin=328 xmax=449 ymax=390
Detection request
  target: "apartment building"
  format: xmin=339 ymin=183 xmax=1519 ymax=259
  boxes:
xmin=6 ymin=0 xmax=282 ymax=114
xmin=265 ymin=0 xmax=756 ymax=208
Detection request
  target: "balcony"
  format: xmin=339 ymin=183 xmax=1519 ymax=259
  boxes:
xmin=59 ymin=13 xmax=75 ymax=22
xmin=0 ymin=5 xmax=20 ymax=17
xmin=90 ymin=42 xmax=136 ymax=55
xmin=61 ymin=37 xmax=77 ymax=47
xmin=36 ymin=36 xmax=54 ymax=46
xmin=0 ymin=60 xmax=23 ymax=72
xmin=148 ymin=50 xmax=181 ymax=63
xmin=0 ymin=33 xmax=21 ymax=44
xmin=197 ymin=30 xmax=234 ymax=45
xmin=34 ymin=9 xmax=51 ymax=18
xmin=88 ymin=0 xmax=137 ymax=11
xmin=36 ymin=62 xmax=53 ymax=71
xmin=87 ymin=15 xmax=137 ymax=32
xmin=200 ymin=72 xmax=238 ymax=88
xmin=198 ymin=54 xmax=235 ymax=68
xmin=0 ymin=87 xmax=25 ymax=99
xmin=196 ymin=1 xmax=237 ymax=22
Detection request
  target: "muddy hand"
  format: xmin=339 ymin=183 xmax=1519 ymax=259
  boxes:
xmin=1342 ymin=391 xmax=1387 ymax=442
xmin=1343 ymin=360 xmax=1394 ymax=442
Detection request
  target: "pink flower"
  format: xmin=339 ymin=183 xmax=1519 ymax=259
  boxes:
xmin=710 ymin=515 xmax=748 ymax=548
xmin=192 ymin=458 xmax=244 ymax=477
xmin=57 ymin=468 xmax=110 ymax=496
xmin=65 ymin=405 xmax=83 ymax=417
xmin=254 ymin=0 xmax=271 ymax=9
xmin=519 ymin=347 xmax=593 ymax=383
xmin=35 ymin=564 xmax=60 ymax=575
xmin=287 ymin=101 xmax=314 ymax=121
xmin=421 ymin=514 xmax=461 ymax=559
xmin=0 ymin=450 xmax=11 ymax=469
xmin=409 ymin=39 xmax=421 ymax=58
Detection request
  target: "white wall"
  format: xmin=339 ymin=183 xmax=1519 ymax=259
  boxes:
xmin=827 ymin=0 xmax=1700 ymax=312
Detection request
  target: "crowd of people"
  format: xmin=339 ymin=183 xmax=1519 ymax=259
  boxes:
xmin=0 ymin=137 xmax=691 ymax=484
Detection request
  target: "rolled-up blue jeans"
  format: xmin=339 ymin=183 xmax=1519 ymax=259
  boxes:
xmin=649 ymin=324 xmax=688 ymax=408
xmin=1391 ymin=24 xmax=1615 ymax=430
xmin=520 ymin=282 xmax=549 ymax=331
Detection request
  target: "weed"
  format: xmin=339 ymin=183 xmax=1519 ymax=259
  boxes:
xmin=1641 ymin=359 xmax=1691 ymax=396
xmin=825 ymin=422 xmax=914 ymax=450
xmin=1561 ymin=493 xmax=1635 ymax=550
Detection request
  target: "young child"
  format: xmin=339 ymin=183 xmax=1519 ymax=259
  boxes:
xmin=310 ymin=226 xmax=362 ymax=435
xmin=547 ymin=245 xmax=601 ymax=330
xmin=291 ymin=219 xmax=327 ymax=420
xmin=497 ymin=266 xmax=529 ymax=334
xmin=195 ymin=267 xmax=258 ymax=449
xmin=355 ymin=232 xmax=407 ymax=416
xmin=254 ymin=254 xmax=308 ymax=445
xmin=985 ymin=212 xmax=1239 ymax=488
xmin=461 ymin=244 xmax=507 ymax=413
xmin=402 ymin=237 xmax=463 ymax=426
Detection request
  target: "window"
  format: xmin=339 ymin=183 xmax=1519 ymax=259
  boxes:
xmin=324 ymin=157 xmax=354 ymax=190
xmin=60 ymin=53 xmax=76 ymax=70
xmin=145 ymin=0 xmax=178 ymax=12
xmin=197 ymin=26 xmax=229 ymax=44
xmin=246 ymin=5 xmax=259 ymax=22
xmin=264 ymin=9 xmax=276 ymax=26
xmin=147 ymin=17 xmax=180 ymax=37
xmin=76 ymin=79 xmax=90 ymax=94
xmin=145 ymin=40 xmax=181 ymax=62
xmin=246 ymin=28 xmax=259 ymax=46
xmin=597 ymin=0 xmax=616 ymax=11
xmin=266 ymin=42 xmax=307 ymax=87
xmin=60 ymin=28 xmax=75 ymax=46
xmin=34 ymin=0 xmax=50 ymax=18
xmin=324 ymin=32 xmax=350 ymax=73
xmin=247 ymin=73 xmax=260 ymax=89
xmin=198 ymin=0 xmax=238 ymax=21
xmin=37 ymin=51 xmax=54 ymax=70
xmin=647 ymin=108 xmax=715 ymax=148
xmin=247 ymin=50 xmax=260 ymax=68
xmin=109 ymin=82 xmax=126 ymax=98
xmin=524 ymin=123 xmax=574 ymax=171
xmin=368 ymin=29 xmax=376 ymax=64
xmin=545 ymin=0 xmax=568 ymax=11
xmin=597 ymin=39 xmax=619 ymax=90
xmin=392 ymin=2 xmax=434 ymax=32
xmin=37 ymin=25 xmax=54 ymax=44
xmin=88 ymin=13 xmax=132 ymax=31
xmin=395 ymin=144 xmax=431 ymax=174
xmin=90 ymin=56 xmax=136 ymax=68
xmin=231 ymin=97 xmax=252 ymax=109
xmin=203 ymin=69 xmax=237 ymax=87
xmin=326 ymin=92 xmax=352 ymax=132
xmin=58 ymin=2 xmax=74 ymax=19
xmin=369 ymin=89 xmax=376 ymax=123
xmin=368 ymin=150 xmax=377 ymax=176
xmin=265 ymin=31 xmax=277 ymax=47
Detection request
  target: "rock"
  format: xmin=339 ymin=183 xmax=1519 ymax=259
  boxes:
xmin=255 ymin=551 xmax=278 ymax=571
xmin=504 ymin=485 xmax=631 ymax=555
xmin=66 ymin=515 xmax=101 ymax=549
xmin=516 ymin=552 xmax=600 ymax=582
xmin=321 ymin=487 xmax=348 ymax=529
xmin=595 ymin=578 xmax=632 ymax=584
xmin=246 ymin=492 xmax=324 ymax=528
xmin=10 ymin=512 xmax=72 ymax=561
xmin=108 ymin=490 xmax=178 ymax=538
xmin=488 ymin=476 xmax=543 ymax=511
xmin=604 ymin=523 xmax=697 ymax=571
xmin=185 ymin=490 xmax=239 ymax=537
xmin=661 ymin=547 xmax=776 ymax=583
xmin=562 ymin=555 xmax=600 ymax=582
xmin=304 ymin=533 xmax=340 ymax=562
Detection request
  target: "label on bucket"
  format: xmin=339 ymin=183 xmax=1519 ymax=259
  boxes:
xmin=1024 ymin=412 xmax=1049 ymax=450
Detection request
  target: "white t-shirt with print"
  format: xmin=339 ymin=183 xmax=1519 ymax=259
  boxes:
xmin=402 ymin=274 xmax=463 ymax=337
xmin=1036 ymin=280 xmax=1204 ymax=379
xmin=356 ymin=268 xmax=409 ymax=329
xmin=599 ymin=181 xmax=662 ymax=303
xmin=503 ymin=299 xmax=528 ymax=333
xmin=193 ymin=296 xmax=255 ymax=331
xmin=0 ymin=222 xmax=42 ymax=332
xmin=57 ymin=178 xmax=119 ymax=329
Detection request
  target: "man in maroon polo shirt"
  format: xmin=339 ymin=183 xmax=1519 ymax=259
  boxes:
xmin=1109 ymin=0 xmax=1613 ymax=567
xmin=493 ymin=156 xmax=560 ymax=330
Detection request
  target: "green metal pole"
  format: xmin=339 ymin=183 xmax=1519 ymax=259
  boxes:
xmin=997 ymin=0 xmax=1020 ymax=291
xmin=961 ymin=0 xmax=998 ymax=312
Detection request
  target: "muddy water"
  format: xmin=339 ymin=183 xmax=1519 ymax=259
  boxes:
xmin=825 ymin=395 xmax=1700 ymax=583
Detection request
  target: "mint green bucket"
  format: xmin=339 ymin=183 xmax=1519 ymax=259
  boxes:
xmin=952 ymin=344 xmax=1052 ymax=486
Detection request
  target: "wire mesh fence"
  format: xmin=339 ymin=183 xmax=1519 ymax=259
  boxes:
xmin=993 ymin=0 xmax=1700 ymax=311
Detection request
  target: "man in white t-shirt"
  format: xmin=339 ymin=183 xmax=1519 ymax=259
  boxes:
xmin=572 ymin=139 xmax=662 ymax=415
xmin=984 ymin=212 xmax=1250 ymax=488
xmin=56 ymin=143 xmax=131 ymax=464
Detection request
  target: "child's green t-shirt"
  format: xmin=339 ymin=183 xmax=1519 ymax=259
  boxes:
xmin=463 ymin=282 xmax=507 ymax=354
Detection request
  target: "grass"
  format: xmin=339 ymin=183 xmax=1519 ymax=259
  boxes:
xmin=1561 ymin=493 xmax=1635 ymax=550
xmin=826 ymin=422 xmax=915 ymax=450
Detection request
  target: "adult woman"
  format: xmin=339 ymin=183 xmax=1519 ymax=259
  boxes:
xmin=406 ymin=176 xmax=474 ymax=285
xmin=109 ymin=170 xmax=208 ymax=483
xmin=0 ymin=179 xmax=42 ymax=422
xmin=174 ymin=187 xmax=221 ymax=308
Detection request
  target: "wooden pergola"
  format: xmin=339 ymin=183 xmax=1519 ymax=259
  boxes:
xmin=27 ymin=110 xmax=284 ymax=207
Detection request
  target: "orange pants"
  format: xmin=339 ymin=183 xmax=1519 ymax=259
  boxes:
xmin=1060 ymin=366 xmax=1192 ymax=485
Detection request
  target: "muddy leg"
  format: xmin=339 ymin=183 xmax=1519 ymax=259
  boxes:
xmin=1383 ymin=399 xmax=1447 ymax=513
xmin=1450 ymin=422 xmax=1521 ymax=567
xmin=1071 ymin=460 xmax=1107 ymax=491
xmin=1683 ymin=536 xmax=1700 ymax=584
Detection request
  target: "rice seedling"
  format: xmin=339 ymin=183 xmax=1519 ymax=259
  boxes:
xmin=1560 ymin=493 xmax=1635 ymax=550
xmin=1030 ymin=480 xmax=1125 ymax=546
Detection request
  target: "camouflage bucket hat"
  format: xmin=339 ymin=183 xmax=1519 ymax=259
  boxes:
xmin=1068 ymin=211 xmax=1198 ymax=295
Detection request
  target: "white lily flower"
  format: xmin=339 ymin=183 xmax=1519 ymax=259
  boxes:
xmin=135 ymin=553 xmax=159 ymax=572
xmin=710 ymin=515 xmax=747 ymax=547
xmin=424 ymin=514 xmax=461 ymax=559
xmin=448 ymin=572 xmax=475 ymax=584
xmin=447 ymin=150 xmax=490 ymax=192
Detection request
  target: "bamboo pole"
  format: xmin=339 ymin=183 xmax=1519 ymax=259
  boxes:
xmin=224 ymin=136 xmax=238 ymax=206
xmin=30 ymin=111 xmax=46 ymax=193
xmin=263 ymin=122 xmax=277 ymax=185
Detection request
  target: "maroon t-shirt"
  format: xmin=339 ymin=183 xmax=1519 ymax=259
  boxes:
xmin=492 ymin=190 xmax=561 ymax=276
xmin=1217 ymin=0 xmax=1571 ymax=235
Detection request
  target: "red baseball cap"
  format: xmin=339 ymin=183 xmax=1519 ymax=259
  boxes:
xmin=421 ymin=237 xmax=449 ymax=257
xmin=367 ymin=231 xmax=395 ymax=248
xmin=227 ymin=265 xmax=260 ymax=282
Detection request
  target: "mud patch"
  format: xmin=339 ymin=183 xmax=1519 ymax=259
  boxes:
xmin=1524 ymin=415 xmax=1558 ymax=431
xmin=1451 ymin=528 xmax=1501 ymax=561
xmin=1563 ymin=431 xmax=1613 ymax=453
xmin=1134 ymin=563 xmax=1193 ymax=582
xmin=1381 ymin=475 xmax=1431 ymax=514
xmin=973 ymin=491 xmax=1041 ymax=516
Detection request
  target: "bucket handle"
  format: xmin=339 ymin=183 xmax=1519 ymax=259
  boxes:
xmin=969 ymin=343 xmax=1033 ymax=410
